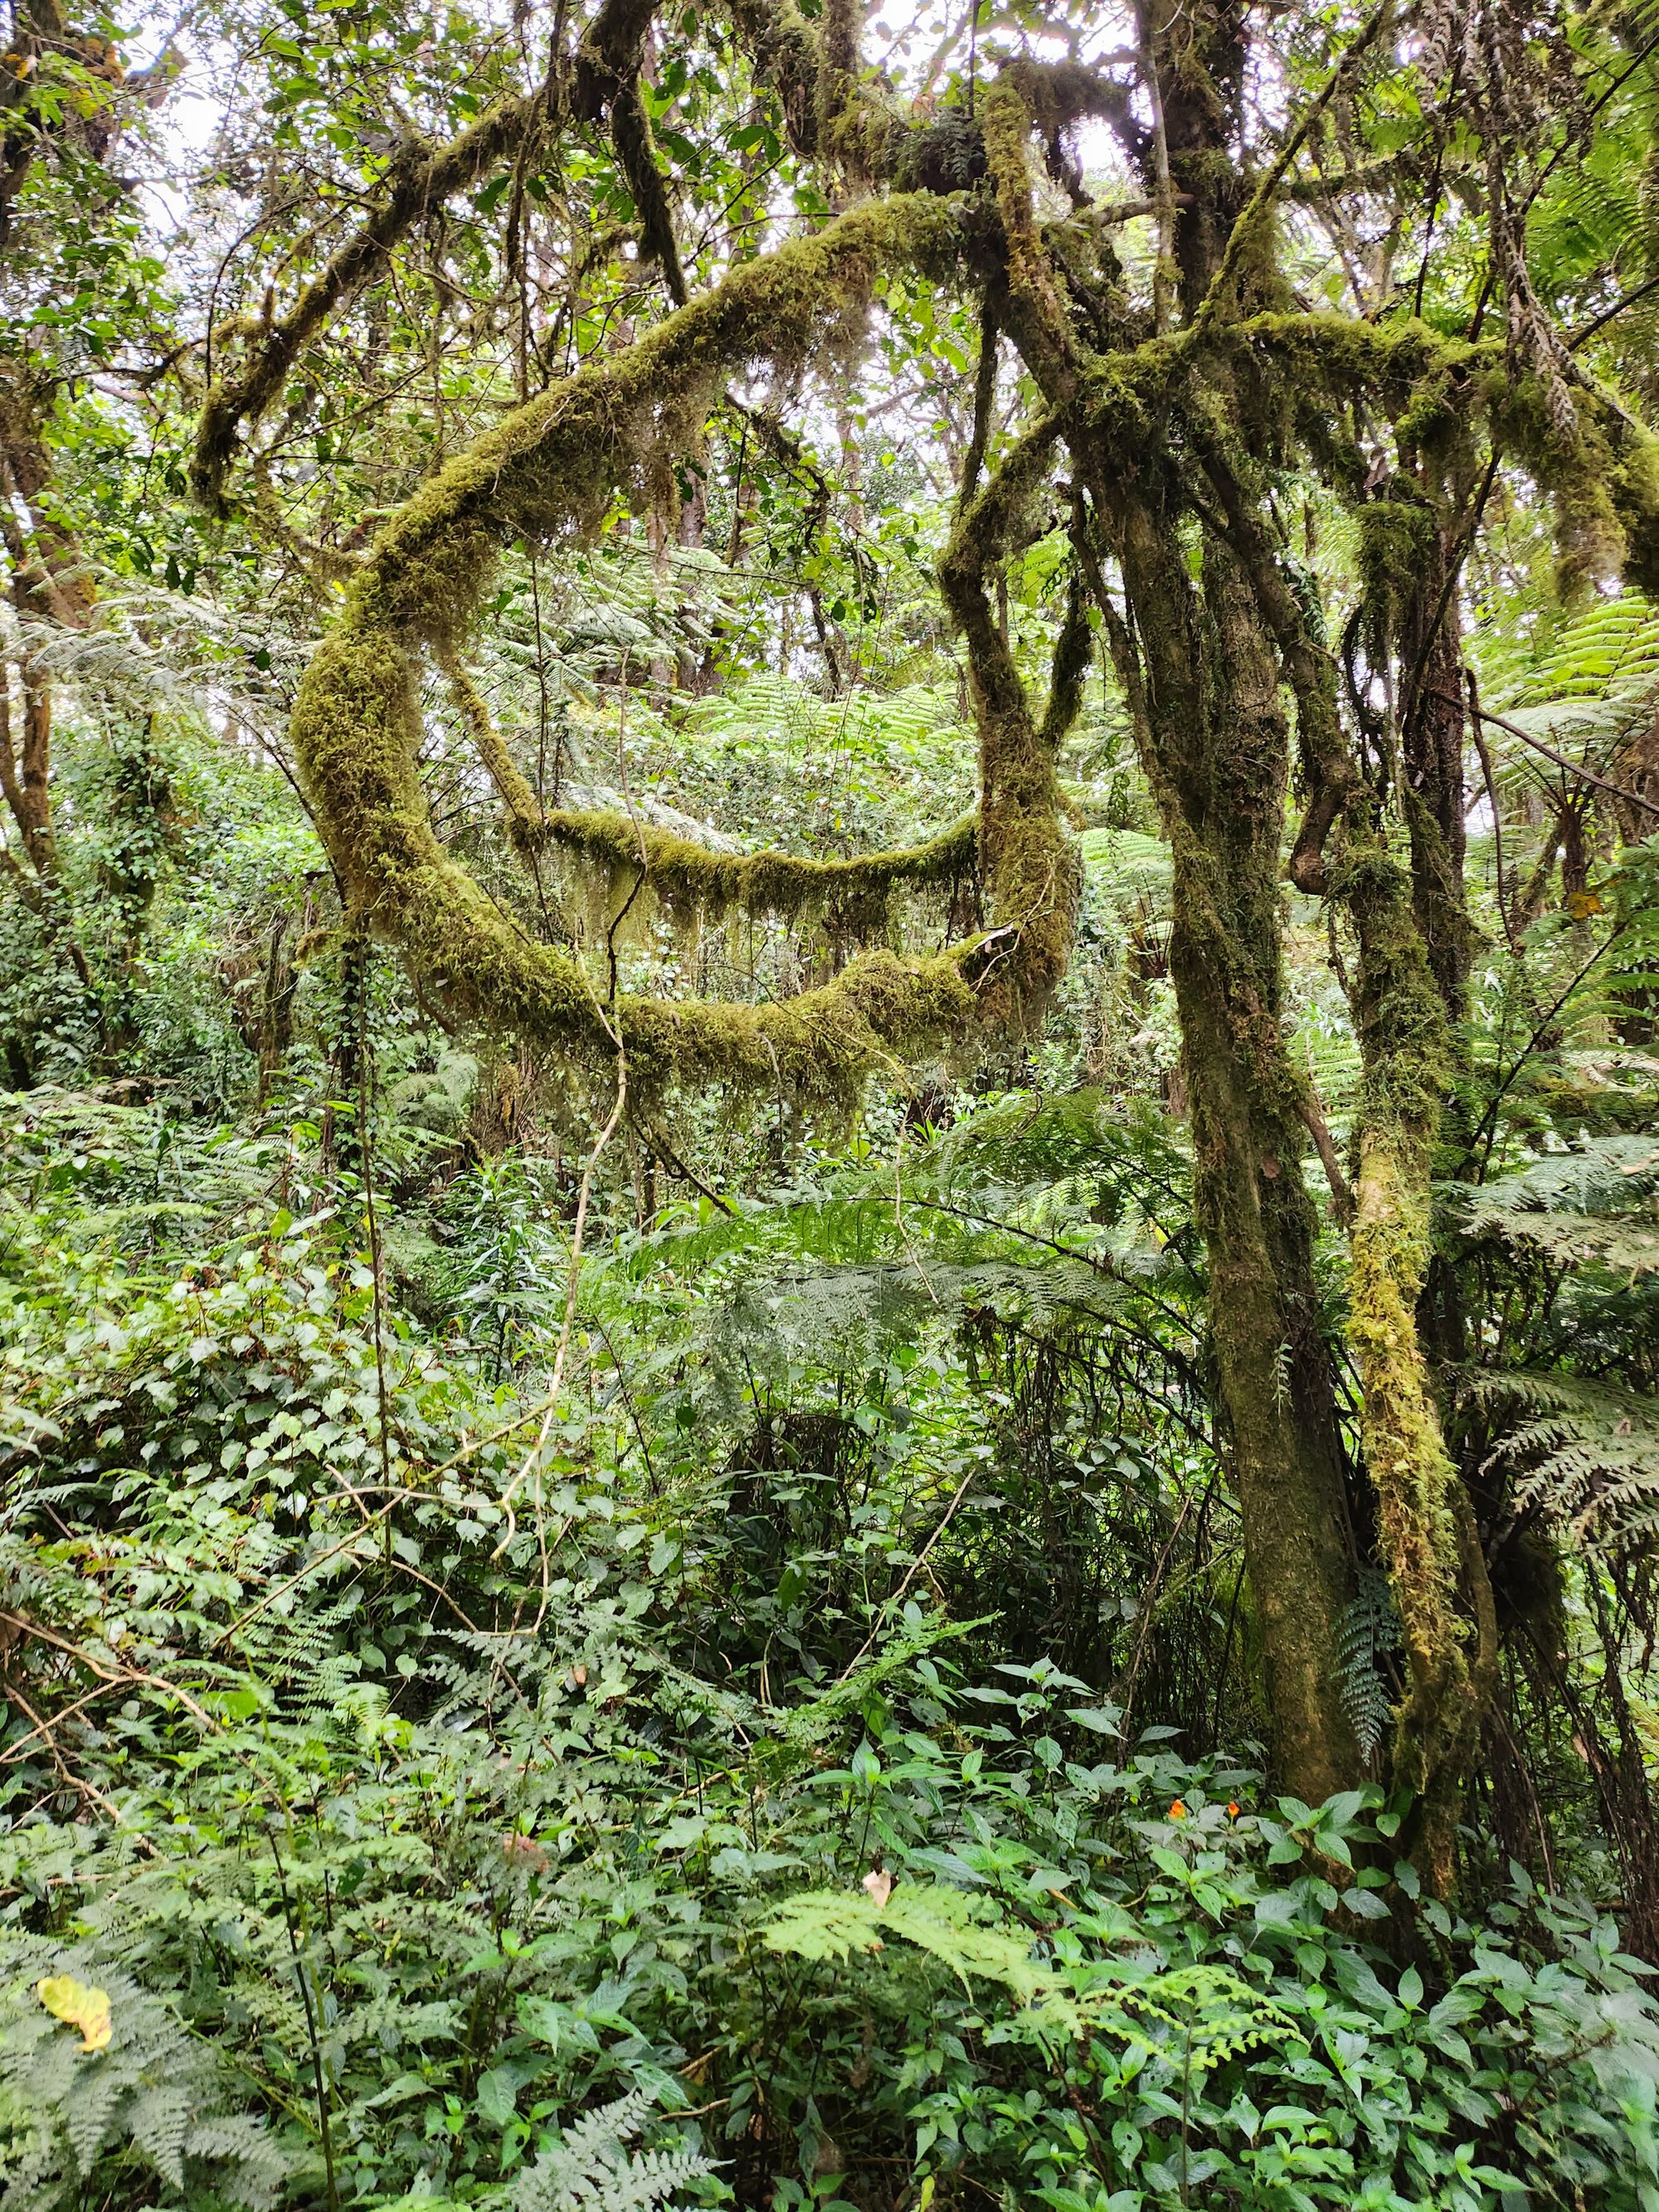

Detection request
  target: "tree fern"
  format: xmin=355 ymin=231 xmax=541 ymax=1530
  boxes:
xmin=1461 ymin=1134 xmax=1659 ymax=1279
xmin=1471 ymin=1370 xmax=1659 ymax=1558
xmin=1076 ymin=827 xmax=1174 ymax=924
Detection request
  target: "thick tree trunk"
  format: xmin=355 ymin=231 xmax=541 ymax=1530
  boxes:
xmin=1173 ymin=909 xmax=1365 ymax=1801
xmin=1104 ymin=499 xmax=1363 ymax=1804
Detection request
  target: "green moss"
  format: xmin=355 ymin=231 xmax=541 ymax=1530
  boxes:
xmin=610 ymin=80 xmax=687 ymax=304
xmin=979 ymin=78 xmax=1076 ymax=381
xmin=1356 ymin=489 xmax=1438 ymax=644
xmin=534 ymin=806 xmax=977 ymax=932
xmin=191 ymin=91 xmax=540 ymax=516
xmin=938 ymin=411 xmax=1081 ymax=1025
xmin=1335 ymin=824 xmax=1486 ymax=1894
xmin=1347 ymin=1126 xmax=1478 ymax=1894
xmin=286 ymin=193 xmax=992 ymax=1106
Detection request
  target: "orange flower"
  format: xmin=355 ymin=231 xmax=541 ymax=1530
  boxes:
xmin=1168 ymin=1799 xmax=1187 ymax=1820
xmin=1227 ymin=1801 xmax=1241 ymax=1819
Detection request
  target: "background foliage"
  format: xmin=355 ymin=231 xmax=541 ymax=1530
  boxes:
xmin=3 ymin=0 xmax=1659 ymax=2205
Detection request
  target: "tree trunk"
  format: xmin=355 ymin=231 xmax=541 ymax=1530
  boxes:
xmin=1105 ymin=498 xmax=1363 ymax=1804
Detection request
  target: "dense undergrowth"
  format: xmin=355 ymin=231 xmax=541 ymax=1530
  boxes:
xmin=2 ymin=555 xmax=1657 ymax=2212
xmin=7 ymin=0 xmax=1659 ymax=2195
xmin=3 ymin=1024 xmax=1659 ymax=2209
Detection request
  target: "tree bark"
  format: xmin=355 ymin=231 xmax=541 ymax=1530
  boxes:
xmin=1101 ymin=493 xmax=1364 ymax=1804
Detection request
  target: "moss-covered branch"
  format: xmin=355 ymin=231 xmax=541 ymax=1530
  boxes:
xmin=192 ymin=90 xmax=543 ymax=516
xmin=978 ymin=75 xmax=1082 ymax=398
xmin=533 ymin=806 xmax=979 ymax=926
xmin=938 ymin=411 xmax=1081 ymax=1026
xmin=288 ymin=193 xmax=994 ymax=1101
xmin=572 ymin=0 xmax=686 ymax=303
xmin=609 ymin=78 xmax=688 ymax=304
xmin=445 ymin=648 xmax=978 ymax=926
xmin=192 ymin=0 xmax=682 ymax=517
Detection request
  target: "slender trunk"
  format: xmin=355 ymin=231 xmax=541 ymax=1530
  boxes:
xmin=0 ymin=667 xmax=92 ymax=990
xmin=1399 ymin=523 xmax=1471 ymax=1023
xmin=1345 ymin=842 xmax=1497 ymax=1891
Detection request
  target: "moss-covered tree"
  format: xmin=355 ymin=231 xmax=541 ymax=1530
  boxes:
xmin=192 ymin=0 xmax=1659 ymax=1890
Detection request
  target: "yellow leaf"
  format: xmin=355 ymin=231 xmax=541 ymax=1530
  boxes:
xmin=36 ymin=1974 xmax=112 ymax=2053
xmin=861 ymin=1868 xmax=893 ymax=1910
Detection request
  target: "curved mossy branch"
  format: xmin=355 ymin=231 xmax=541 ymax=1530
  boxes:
xmin=340 ymin=192 xmax=959 ymax=641
xmin=289 ymin=193 xmax=995 ymax=1102
xmin=938 ymin=409 xmax=1081 ymax=1025
xmin=450 ymin=659 xmax=986 ymax=962
xmin=304 ymin=618 xmax=978 ymax=1101
xmin=192 ymin=89 xmax=543 ymax=517
xmin=437 ymin=523 xmax=979 ymax=947
xmin=444 ymin=647 xmax=979 ymax=927
xmin=191 ymin=0 xmax=678 ymax=518
xmin=533 ymin=807 xmax=979 ymax=929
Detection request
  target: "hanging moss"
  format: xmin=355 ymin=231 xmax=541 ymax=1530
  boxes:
xmin=286 ymin=192 xmax=1008 ymax=1105
xmin=725 ymin=0 xmax=823 ymax=158
xmin=443 ymin=647 xmax=976 ymax=936
xmin=533 ymin=806 xmax=979 ymax=929
xmin=1355 ymin=488 xmax=1438 ymax=644
xmin=1486 ymin=364 xmax=1659 ymax=596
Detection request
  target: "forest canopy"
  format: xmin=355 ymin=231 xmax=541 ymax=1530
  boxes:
xmin=4 ymin=0 xmax=1659 ymax=2206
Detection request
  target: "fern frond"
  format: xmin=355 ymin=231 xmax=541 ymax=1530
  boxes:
xmin=1469 ymin=1370 xmax=1659 ymax=1557
xmin=1336 ymin=1568 xmax=1401 ymax=1762
xmin=513 ymin=2088 xmax=713 ymax=2212
xmin=0 ymin=1937 xmax=285 ymax=2210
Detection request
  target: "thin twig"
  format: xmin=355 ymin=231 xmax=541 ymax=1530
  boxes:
xmin=1432 ymin=687 xmax=1659 ymax=819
